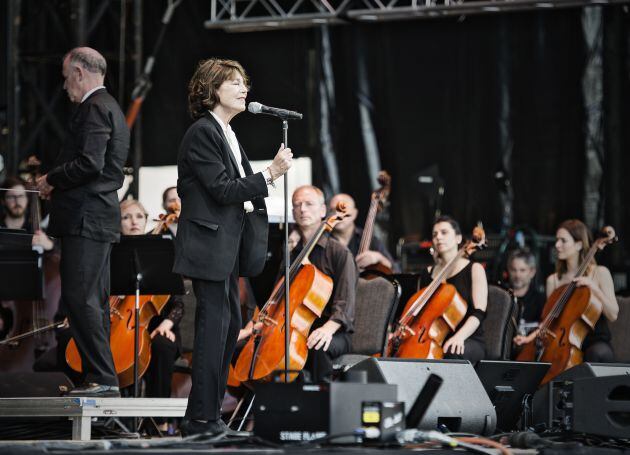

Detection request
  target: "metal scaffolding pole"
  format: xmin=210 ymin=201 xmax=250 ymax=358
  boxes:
xmin=131 ymin=0 xmax=143 ymax=198
xmin=6 ymin=0 xmax=22 ymax=177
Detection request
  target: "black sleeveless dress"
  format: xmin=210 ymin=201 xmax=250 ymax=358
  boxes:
xmin=420 ymin=262 xmax=486 ymax=363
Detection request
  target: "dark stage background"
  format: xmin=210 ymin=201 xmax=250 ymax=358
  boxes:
xmin=2 ymin=2 xmax=629 ymax=271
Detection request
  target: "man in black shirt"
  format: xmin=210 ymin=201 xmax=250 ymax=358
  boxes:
xmin=290 ymin=186 xmax=358 ymax=382
xmin=328 ymin=193 xmax=395 ymax=272
xmin=509 ymin=249 xmax=546 ymax=349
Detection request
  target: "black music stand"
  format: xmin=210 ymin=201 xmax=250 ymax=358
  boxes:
xmin=475 ymin=360 xmax=551 ymax=431
xmin=110 ymin=235 xmax=184 ymax=401
xmin=0 ymin=237 xmax=44 ymax=300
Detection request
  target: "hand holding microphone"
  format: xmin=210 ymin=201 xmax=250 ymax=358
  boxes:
xmin=268 ymin=143 xmax=293 ymax=181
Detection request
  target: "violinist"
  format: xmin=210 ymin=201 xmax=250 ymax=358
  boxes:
xmin=161 ymin=186 xmax=180 ymax=236
xmin=173 ymin=58 xmax=292 ymax=437
xmin=422 ymin=216 xmax=488 ymax=364
xmin=328 ymin=193 xmax=395 ymax=272
xmin=514 ymin=220 xmax=618 ymax=362
xmin=288 ymin=185 xmax=358 ymax=382
xmin=120 ymin=199 xmax=184 ymax=431
xmin=1 ymin=176 xmax=54 ymax=251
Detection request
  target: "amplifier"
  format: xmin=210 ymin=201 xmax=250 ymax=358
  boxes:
xmin=254 ymin=381 xmax=398 ymax=443
xmin=552 ymin=375 xmax=630 ymax=438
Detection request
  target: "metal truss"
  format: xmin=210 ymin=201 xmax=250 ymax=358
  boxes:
xmin=205 ymin=0 xmax=630 ymax=31
xmin=3 ymin=0 xmax=143 ymax=189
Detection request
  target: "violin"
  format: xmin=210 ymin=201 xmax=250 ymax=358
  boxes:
xmin=232 ymin=203 xmax=349 ymax=383
xmin=516 ymin=226 xmax=617 ymax=385
xmin=151 ymin=201 xmax=180 ymax=235
xmin=359 ymin=170 xmax=393 ymax=276
xmin=65 ymin=204 xmax=180 ymax=388
xmin=386 ymin=225 xmax=486 ymax=359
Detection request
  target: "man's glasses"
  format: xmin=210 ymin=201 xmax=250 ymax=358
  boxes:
xmin=4 ymin=194 xmax=27 ymax=203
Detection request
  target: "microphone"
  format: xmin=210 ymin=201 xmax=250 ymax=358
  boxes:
xmin=248 ymin=102 xmax=303 ymax=120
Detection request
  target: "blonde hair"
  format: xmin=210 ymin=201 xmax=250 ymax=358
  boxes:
xmin=120 ymin=199 xmax=148 ymax=218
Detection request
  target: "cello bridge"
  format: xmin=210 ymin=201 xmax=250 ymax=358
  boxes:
xmin=400 ymin=324 xmax=416 ymax=337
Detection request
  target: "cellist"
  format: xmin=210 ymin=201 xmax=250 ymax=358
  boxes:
xmin=421 ymin=216 xmax=488 ymax=364
xmin=514 ymin=219 xmax=618 ymax=362
xmin=281 ymin=186 xmax=358 ymax=382
xmin=328 ymin=193 xmax=395 ymax=273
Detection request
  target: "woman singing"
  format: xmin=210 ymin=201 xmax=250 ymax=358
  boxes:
xmin=173 ymin=58 xmax=292 ymax=436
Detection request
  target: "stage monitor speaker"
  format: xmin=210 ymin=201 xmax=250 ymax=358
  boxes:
xmin=0 ymin=372 xmax=74 ymax=397
xmin=533 ymin=362 xmax=630 ymax=428
xmin=346 ymin=357 xmax=496 ymax=435
xmin=556 ymin=375 xmax=630 ymax=438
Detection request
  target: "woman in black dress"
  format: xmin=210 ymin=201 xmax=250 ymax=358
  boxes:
xmin=421 ymin=216 xmax=488 ymax=364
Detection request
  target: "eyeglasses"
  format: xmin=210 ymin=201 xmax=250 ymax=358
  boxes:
xmin=4 ymin=194 xmax=27 ymax=203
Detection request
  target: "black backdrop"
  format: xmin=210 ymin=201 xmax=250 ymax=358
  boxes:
xmin=2 ymin=2 xmax=629 ymax=267
xmin=137 ymin=3 xmax=629 ymax=266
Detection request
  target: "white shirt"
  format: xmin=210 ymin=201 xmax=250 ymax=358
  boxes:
xmin=210 ymin=111 xmax=272 ymax=213
xmin=81 ymin=85 xmax=106 ymax=103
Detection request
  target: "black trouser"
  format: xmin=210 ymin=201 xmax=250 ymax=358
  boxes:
xmin=443 ymin=338 xmax=486 ymax=366
xmin=584 ymin=341 xmax=615 ymax=363
xmin=304 ymin=331 xmax=352 ymax=383
xmin=60 ymin=236 xmax=118 ymax=387
xmin=186 ymin=265 xmax=241 ymax=421
xmin=145 ymin=334 xmax=178 ymax=398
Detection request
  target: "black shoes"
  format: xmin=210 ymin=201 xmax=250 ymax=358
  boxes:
xmin=180 ymin=419 xmax=250 ymax=438
xmin=67 ymin=383 xmax=121 ymax=398
xmin=180 ymin=419 xmax=225 ymax=437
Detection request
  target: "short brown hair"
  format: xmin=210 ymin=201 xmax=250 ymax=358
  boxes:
xmin=187 ymin=58 xmax=249 ymax=120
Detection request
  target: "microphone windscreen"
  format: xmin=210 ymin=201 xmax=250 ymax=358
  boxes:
xmin=248 ymin=102 xmax=262 ymax=114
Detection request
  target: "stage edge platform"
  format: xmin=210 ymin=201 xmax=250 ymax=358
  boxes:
xmin=0 ymin=397 xmax=187 ymax=441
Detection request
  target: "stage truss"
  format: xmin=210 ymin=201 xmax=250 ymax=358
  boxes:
xmin=205 ymin=0 xmax=630 ymax=31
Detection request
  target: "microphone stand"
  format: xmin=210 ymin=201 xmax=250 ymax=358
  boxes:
xmin=282 ymin=119 xmax=290 ymax=383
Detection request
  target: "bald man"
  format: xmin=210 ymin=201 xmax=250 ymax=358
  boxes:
xmin=287 ymin=185 xmax=357 ymax=382
xmin=329 ymin=193 xmax=395 ymax=272
xmin=37 ymin=47 xmax=129 ymax=397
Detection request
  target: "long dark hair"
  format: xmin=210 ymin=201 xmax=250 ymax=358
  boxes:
xmin=556 ymin=219 xmax=595 ymax=279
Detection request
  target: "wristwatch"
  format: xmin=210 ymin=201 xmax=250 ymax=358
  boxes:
xmin=263 ymin=168 xmax=276 ymax=188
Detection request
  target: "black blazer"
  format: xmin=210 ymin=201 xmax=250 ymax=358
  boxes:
xmin=173 ymin=113 xmax=269 ymax=282
xmin=46 ymin=88 xmax=130 ymax=242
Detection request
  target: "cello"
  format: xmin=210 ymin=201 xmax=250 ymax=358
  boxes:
xmin=386 ymin=225 xmax=486 ymax=359
xmin=359 ymin=170 xmax=393 ymax=276
xmin=0 ymin=160 xmax=63 ymax=372
xmin=65 ymin=204 xmax=180 ymax=388
xmin=516 ymin=226 xmax=617 ymax=385
xmin=233 ymin=203 xmax=349 ymax=383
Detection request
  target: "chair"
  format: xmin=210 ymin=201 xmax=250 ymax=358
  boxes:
xmin=609 ymin=296 xmax=630 ymax=362
xmin=334 ymin=276 xmax=401 ymax=368
xmin=481 ymin=285 xmax=518 ymax=360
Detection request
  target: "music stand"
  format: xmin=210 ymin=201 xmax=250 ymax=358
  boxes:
xmin=475 ymin=360 xmax=551 ymax=431
xmin=0 ymin=240 xmax=44 ymax=300
xmin=110 ymin=235 xmax=184 ymax=400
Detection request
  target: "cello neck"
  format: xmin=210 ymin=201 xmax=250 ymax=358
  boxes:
xmin=358 ymin=198 xmax=379 ymax=255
